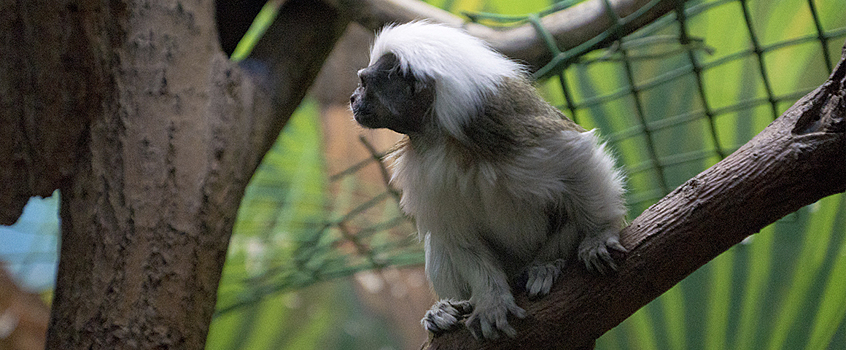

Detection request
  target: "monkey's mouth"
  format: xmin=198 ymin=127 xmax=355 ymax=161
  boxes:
xmin=352 ymin=110 xmax=379 ymax=129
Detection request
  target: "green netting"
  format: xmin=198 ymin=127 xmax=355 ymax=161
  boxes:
xmin=519 ymin=0 xmax=845 ymax=209
xmin=215 ymin=3 xmax=846 ymax=347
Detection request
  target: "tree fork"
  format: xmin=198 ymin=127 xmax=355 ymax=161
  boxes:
xmin=0 ymin=0 xmax=351 ymax=349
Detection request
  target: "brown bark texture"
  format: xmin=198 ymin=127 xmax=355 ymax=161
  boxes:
xmin=425 ymin=45 xmax=846 ymax=349
xmin=0 ymin=0 xmax=347 ymax=349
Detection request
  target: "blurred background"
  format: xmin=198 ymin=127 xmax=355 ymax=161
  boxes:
xmin=2 ymin=0 xmax=844 ymax=349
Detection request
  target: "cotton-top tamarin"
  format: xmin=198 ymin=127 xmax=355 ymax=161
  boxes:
xmin=349 ymin=21 xmax=627 ymax=340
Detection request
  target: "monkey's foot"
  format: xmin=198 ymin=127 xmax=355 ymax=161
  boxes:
xmin=578 ymin=230 xmax=627 ymax=274
xmin=422 ymin=299 xmax=473 ymax=335
xmin=465 ymin=294 xmax=526 ymax=340
xmin=525 ymin=259 xmax=567 ymax=299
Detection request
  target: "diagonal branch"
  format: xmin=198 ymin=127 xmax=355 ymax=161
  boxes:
xmin=424 ymin=43 xmax=846 ymax=350
xmin=330 ymin=0 xmax=685 ymax=70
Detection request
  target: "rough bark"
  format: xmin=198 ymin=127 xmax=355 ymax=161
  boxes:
xmin=0 ymin=0 xmax=347 ymax=349
xmin=46 ymin=1 xmax=235 ymax=347
xmin=0 ymin=0 xmax=105 ymax=224
xmin=424 ymin=45 xmax=846 ymax=350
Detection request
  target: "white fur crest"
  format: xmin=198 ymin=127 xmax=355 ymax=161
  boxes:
xmin=370 ymin=21 xmax=524 ymax=140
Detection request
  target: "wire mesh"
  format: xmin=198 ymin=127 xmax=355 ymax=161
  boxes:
xmin=536 ymin=0 xmax=845 ymax=209
xmin=216 ymin=0 xmax=846 ymax=315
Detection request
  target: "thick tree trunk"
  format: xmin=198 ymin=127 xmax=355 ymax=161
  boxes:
xmin=1 ymin=0 xmax=347 ymax=349
xmin=425 ymin=44 xmax=846 ymax=350
xmin=47 ymin=1 xmax=234 ymax=346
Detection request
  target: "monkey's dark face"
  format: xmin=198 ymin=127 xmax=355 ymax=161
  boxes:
xmin=350 ymin=53 xmax=434 ymax=135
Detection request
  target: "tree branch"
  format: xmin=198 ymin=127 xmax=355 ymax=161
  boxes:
xmin=331 ymin=0 xmax=685 ymax=69
xmin=0 ymin=0 xmax=101 ymax=224
xmin=236 ymin=0 xmax=351 ymax=169
xmin=424 ymin=43 xmax=846 ymax=350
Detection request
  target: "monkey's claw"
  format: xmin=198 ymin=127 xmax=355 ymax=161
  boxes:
xmin=525 ymin=259 xmax=567 ymax=298
xmin=578 ymin=231 xmax=627 ymax=275
xmin=422 ymin=299 xmax=474 ymax=335
xmin=465 ymin=295 xmax=526 ymax=340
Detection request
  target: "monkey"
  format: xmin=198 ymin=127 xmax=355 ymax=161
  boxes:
xmin=349 ymin=21 xmax=627 ymax=340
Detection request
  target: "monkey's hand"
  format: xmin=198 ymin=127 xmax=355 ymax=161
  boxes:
xmin=525 ymin=259 xmax=567 ymax=299
xmin=578 ymin=229 xmax=627 ymax=274
xmin=422 ymin=299 xmax=473 ymax=335
xmin=465 ymin=293 xmax=526 ymax=339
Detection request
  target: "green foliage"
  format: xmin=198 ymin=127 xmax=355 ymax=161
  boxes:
xmin=560 ymin=1 xmax=846 ymax=348
xmin=207 ymin=99 xmax=331 ymax=349
xmin=599 ymin=197 xmax=846 ymax=350
xmin=230 ymin=0 xmax=283 ymax=62
xmin=212 ymin=0 xmax=846 ymax=348
xmin=207 ymin=99 xmax=414 ymax=349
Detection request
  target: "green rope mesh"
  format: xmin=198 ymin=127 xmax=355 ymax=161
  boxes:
xmin=218 ymin=0 xmax=846 ymax=316
xmin=463 ymin=0 xmax=844 ymax=205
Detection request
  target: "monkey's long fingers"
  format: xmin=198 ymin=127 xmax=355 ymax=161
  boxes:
xmin=525 ymin=259 xmax=566 ymax=298
xmin=579 ymin=230 xmax=626 ymax=274
xmin=465 ymin=297 xmax=526 ymax=339
xmin=606 ymin=235 xmax=627 ymax=253
xmin=468 ymin=310 xmax=516 ymax=340
xmin=590 ymin=253 xmax=616 ymax=274
xmin=422 ymin=299 xmax=473 ymax=334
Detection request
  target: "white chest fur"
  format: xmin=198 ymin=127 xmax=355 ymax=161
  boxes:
xmin=390 ymin=141 xmax=556 ymax=260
